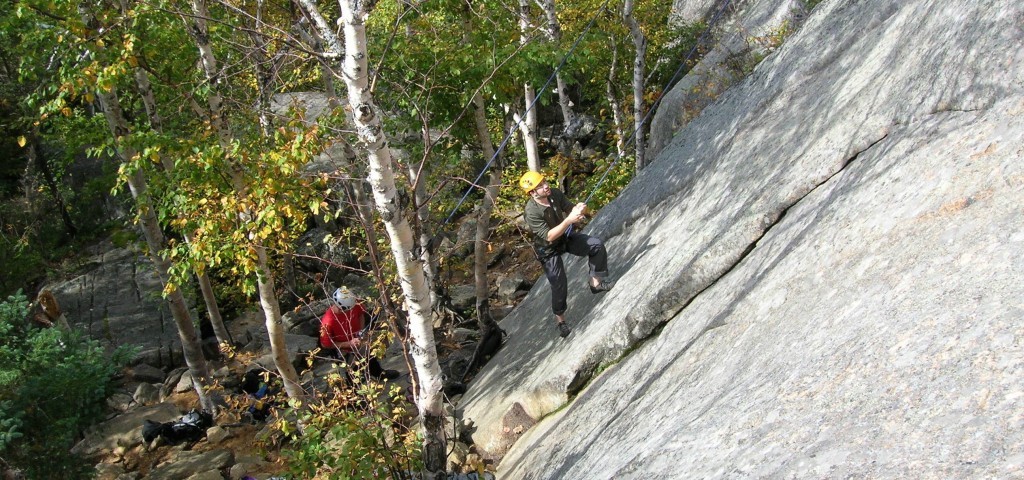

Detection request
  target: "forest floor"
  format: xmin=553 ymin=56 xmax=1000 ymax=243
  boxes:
xmin=100 ymin=224 xmax=544 ymax=478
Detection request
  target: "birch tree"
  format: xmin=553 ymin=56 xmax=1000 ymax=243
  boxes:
xmin=71 ymin=2 xmax=219 ymax=414
xmin=291 ymin=2 xmax=393 ymax=307
xmin=604 ymin=36 xmax=627 ymax=157
xmin=624 ymin=0 xmax=648 ymax=171
xmin=121 ymin=0 xmax=232 ymax=346
xmin=184 ymin=0 xmax=305 ymax=400
xmin=336 ymin=0 xmax=448 ymax=473
xmin=294 ymin=0 xmax=448 ymax=472
xmin=535 ymin=0 xmax=577 ymax=135
xmin=517 ymin=0 xmax=542 ymax=172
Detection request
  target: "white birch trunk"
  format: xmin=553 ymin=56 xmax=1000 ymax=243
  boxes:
xmin=605 ymin=38 xmax=627 ymax=157
xmin=255 ymin=245 xmax=305 ymax=398
xmin=187 ymin=0 xmax=303 ymax=399
xmin=535 ymin=0 xmax=576 ymax=134
xmin=514 ymin=108 xmax=541 ymax=172
xmin=518 ymin=0 xmax=542 ymax=171
xmin=337 ymin=0 xmax=447 ymax=473
xmin=624 ymin=0 xmax=648 ymax=170
xmin=129 ymin=55 xmax=232 ymax=347
xmin=92 ymin=84 xmax=216 ymax=413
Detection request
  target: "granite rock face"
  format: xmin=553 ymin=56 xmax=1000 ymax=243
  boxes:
xmin=650 ymin=0 xmax=809 ymax=160
xmin=46 ymin=247 xmax=191 ymax=365
xmin=458 ymin=0 xmax=1024 ymax=477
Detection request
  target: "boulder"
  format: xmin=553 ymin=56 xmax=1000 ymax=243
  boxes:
xmin=205 ymin=426 xmax=232 ymax=444
xmin=173 ymin=372 xmax=194 ymax=394
xmin=146 ymin=449 xmax=234 ymax=480
xmin=270 ymin=92 xmax=335 ymax=127
xmin=228 ymin=456 xmax=271 ymax=480
xmin=495 ymin=275 xmax=528 ymax=300
xmin=282 ymin=298 xmax=330 ymax=337
xmin=133 ymin=383 xmax=161 ymax=406
xmin=292 ymin=227 xmax=359 ymax=281
xmin=448 ymin=285 xmax=477 ymax=313
xmin=131 ymin=364 xmax=166 ymax=383
xmin=106 ymin=393 xmax=135 ymax=412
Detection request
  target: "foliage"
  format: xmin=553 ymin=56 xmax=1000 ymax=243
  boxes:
xmin=281 ymin=364 xmax=422 ymax=479
xmin=0 ymin=291 xmax=135 ymax=478
xmin=580 ymin=153 xmax=635 ymax=212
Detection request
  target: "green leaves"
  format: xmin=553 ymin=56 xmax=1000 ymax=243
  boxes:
xmin=0 ymin=291 xmax=132 ymax=478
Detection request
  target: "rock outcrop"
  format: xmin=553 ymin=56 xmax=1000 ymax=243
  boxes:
xmin=45 ymin=245 xmax=190 ymax=366
xmin=458 ymin=0 xmax=1024 ymax=477
xmin=650 ymin=0 xmax=810 ymax=160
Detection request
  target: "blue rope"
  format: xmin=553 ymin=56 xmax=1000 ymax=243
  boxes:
xmin=441 ymin=0 xmax=734 ymax=232
xmin=442 ymin=0 xmax=612 ymax=226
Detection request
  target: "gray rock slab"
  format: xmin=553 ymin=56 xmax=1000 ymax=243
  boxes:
xmin=44 ymin=247 xmax=193 ymax=363
xmin=501 ymin=99 xmax=1024 ymax=478
xmin=651 ymin=0 xmax=806 ymax=159
xmin=459 ymin=0 xmax=1024 ymax=469
xmin=72 ymin=403 xmax=180 ymax=457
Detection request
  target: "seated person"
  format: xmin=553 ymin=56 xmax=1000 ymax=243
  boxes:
xmin=319 ymin=286 xmax=399 ymax=381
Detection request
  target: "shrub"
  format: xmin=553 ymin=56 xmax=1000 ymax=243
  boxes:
xmin=0 ymin=291 xmax=133 ymax=478
xmin=281 ymin=369 xmax=423 ymax=479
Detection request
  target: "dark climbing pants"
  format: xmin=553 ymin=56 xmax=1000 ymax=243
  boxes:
xmin=540 ymin=232 xmax=609 ymax=316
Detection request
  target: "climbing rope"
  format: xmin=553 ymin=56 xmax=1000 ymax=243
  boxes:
xmin=440 ymin=0 xmax=734 ymax=232
xmin=441 ymin=0 xmax=613 ymax=226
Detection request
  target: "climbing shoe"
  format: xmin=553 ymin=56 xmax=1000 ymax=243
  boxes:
xmin=589 ymin=278 xmax=615 ymax=294
xmin=557 ymin=322 xmax=571 ymax=338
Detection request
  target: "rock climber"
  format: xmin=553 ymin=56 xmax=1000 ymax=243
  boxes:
xmin=319 ymin=287 xmax=399 ymax=381
xmin=519 ymin=171 xmax=614 ymax=338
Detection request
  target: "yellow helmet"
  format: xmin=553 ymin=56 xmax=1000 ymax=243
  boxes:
xmin=519 ymin=171 xmax=545 ymax=194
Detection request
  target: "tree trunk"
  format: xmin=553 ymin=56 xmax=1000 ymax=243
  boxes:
xmin=471 ymin=93 xmax=502 ymax=322
xmin=187 ymin=0 xmax=303 ymax=399
xmin=514 ymin=108 xmax=541 ymax=172
xmin=128 ymin=48 xmax=232 ymax=347
xmin=336 ymin=0 xmax=447 ymax=473
xmin=256 ymin=244 xmax=305 ymax=399
xmin=26 ymin=130 xmax=76 ymax=236
xmin=605 ymin=37 xmax=627 ymax=158
xmin=535 ymin=0 xmax=576 ymax=135
xmin=91 ymin=83 xmax=216 ymax=414
xmin=518 ymin=0 xmax=541 ymax=171
xmin=624 ymin=0 xmax=648 ymax=171
xmin=407 ymin=160 xmax=440 ymax=311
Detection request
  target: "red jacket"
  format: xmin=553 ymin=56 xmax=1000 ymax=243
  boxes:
xmin=319 ymin=303 xmax=366 ymax=351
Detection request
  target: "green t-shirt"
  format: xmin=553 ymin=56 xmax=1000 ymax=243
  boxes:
xmin=524 ymin=188 xmax=575 ymax=259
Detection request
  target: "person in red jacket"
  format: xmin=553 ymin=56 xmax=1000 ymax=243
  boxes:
xmin=319 ymin=287 xmax=399 ymax=381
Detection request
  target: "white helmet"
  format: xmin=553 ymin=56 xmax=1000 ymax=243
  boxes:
xmin=332 ymin=287 xmax=357 ymax=309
